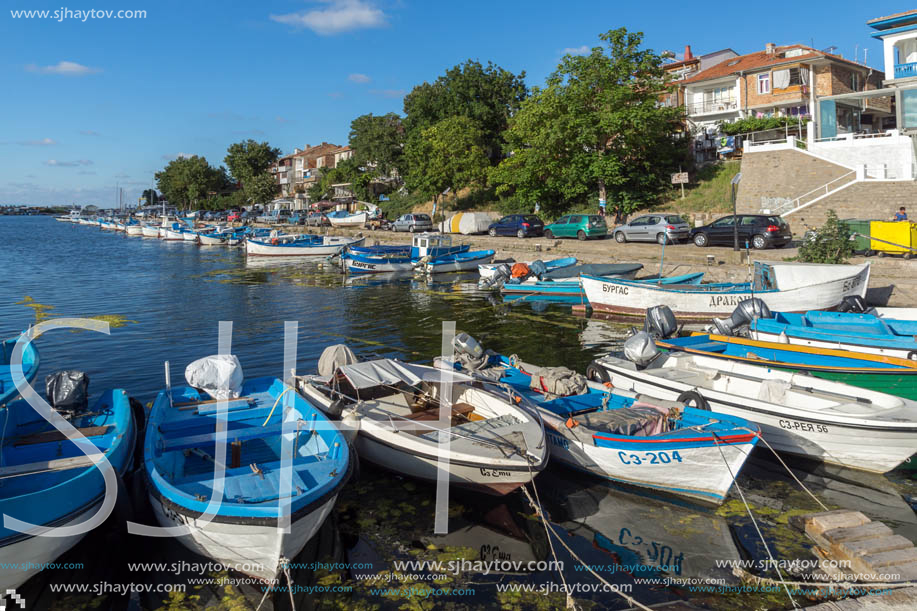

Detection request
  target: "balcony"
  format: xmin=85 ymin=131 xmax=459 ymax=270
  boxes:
xmin=894 ymin=62 xmax=917 ymax=79
xmin=686 ymin=98 xmax=738 ymax=116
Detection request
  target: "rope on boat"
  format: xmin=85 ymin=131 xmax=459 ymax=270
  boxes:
xmin=743 ymin=427 xmax=829 ymax=512
xmin=711 ymin=431 xmax=800 ymax=609
xmin=520 ymin=482 xmax=653 ymax=611
xmin=262 ymin=387 xmax=295 ymax=427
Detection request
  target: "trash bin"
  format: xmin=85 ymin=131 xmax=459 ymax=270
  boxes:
xmin=840 ymin=219 xmax=872 ymax=254
xmin=869 ymin=221 xmax=917 ymax=258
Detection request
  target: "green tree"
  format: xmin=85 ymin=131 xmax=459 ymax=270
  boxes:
xmin=141 ymin=189 xmax=160 ymax=205
xmin=404 ymin=116 xmax=489 ymax=210
xmin=307 ymin=158 xmax=372 ymax=203
xmin=796 ymin=210 xmax=854 ymax=264
xmin=491 ymin=28 xmax=686 ymax=217
xmin=224 ymin=139 xmax=282 ymax=184
xmin=349 ymin=113 xmax=405 ymax=177
xmin=155 ymin=155 xmax=228 ymax=208
xmin=403 ymin=60 xmax=527 ymax=164
xmin=245 ymin=172 xmax=278 ymax=206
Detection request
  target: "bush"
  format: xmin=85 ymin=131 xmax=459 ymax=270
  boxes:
xmin=378 ymin=191 xmax=426 ymax=219
xmin=795 ymin=210 xmax=854 ymax=264
xmin=719 ymin=116 xmax=802 ymax=136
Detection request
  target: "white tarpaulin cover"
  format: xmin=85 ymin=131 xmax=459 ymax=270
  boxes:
xmin=439 ymin=212 xmax=497 ymax=235
xmin=185 ymin=354 xmax=244 ymax=399
xmin=318 ymin=344 xmax=358 ymax=377
xmin=336 ymin=359 xmax=475 ymax=390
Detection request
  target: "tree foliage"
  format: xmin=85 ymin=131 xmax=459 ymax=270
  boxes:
xmin=719 ymin=116 xmax=802 ymax=136
xmin=349 ymin=113 xmax=404 ymax=177
xmin=224 ymin=140 xmax=282 ymax=184
xmin=404 ymin=116 xmax=489 ymax=207
xmin=403 ymin=60 xmax=527 ymax=163
xmin=155 ymin=155 xmax=229 ymax=208
xmin=491 ymin=28 xmax=687 ymax=217
xmin=245 ymin=172 xmax=278 ymax=206
xmin=141 ymin=189 xmax=160 ymax=205
xmin=307 ymin=158 xmax=373 ymax=203
xmin=796 ymin=210 xmax=854 ymax=264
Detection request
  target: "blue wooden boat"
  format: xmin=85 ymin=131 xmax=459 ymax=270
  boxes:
xmin=478 ymin=256 xmax=578 ymax=281
xmin=144 ymin=368 xmax=351 ymax=581
xmin=0 ymin=386 xmax=136 ymax=591
xmin=348 ymin=244 xmax=413 ymax=257
xmin=1 ymin=334 xmax=39 ymax=406
xmin=748 ymin=310 xmax=917 ymax=360
xmin=420 ymin=249 xmax=496 ymax=274
xmin=502 ymin=272 xmax=705 ymax=303
xmin=445 ymin=349 xmax=758 ymax=504
xmin=246 ymin=234 xmax=365 ymax=256
xmin=341 ymin=234 xmax=470 ymax=274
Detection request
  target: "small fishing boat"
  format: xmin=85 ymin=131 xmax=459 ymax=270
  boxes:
xmin=341 ymin=234 xmax=469 ymax=274
xmin=181 ymin=229 xmax=199 ymax=242
xmin=326 ymin=210 xmax=368 ymax=228
xmin=125 ymin=224 xmax=144 ymax=236
xmin=144 ymin=356 xmax=351 ymax=582
xmin=747 ymin=310 xmax=917 ymax=361
xmin=246 ymin=233 xmax=365 ymax=257
xmin=347 ymin=244 xmax=412 ymax=257
xmin=295 ymin=347 xmax=548 ymax=495
xmin=502 ymin=272 xmax=705 ymax=303
xmin=658 ymin=333 xmax=917 ymax=400
xmin=419 ymin=250 xmax=496 ymax=274
xmin=478 ymin=257 xmax=578 ymax=281
xmin=441 ymin=336 xmax=758 ymax=504
xmin=587 ymin=334 xmax=917 ymax=473
xmin=0 ymin=371 xmax=136 ymax=592
xmin=581 ymin=262 xmax=871 ymax=320
xmin=1 ymin=333 xmax=40 ymax=405
xmin=140 ymin=224 xmax=160 ymax=238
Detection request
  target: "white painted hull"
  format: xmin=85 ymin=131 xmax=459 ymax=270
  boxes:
xmin=750 ymin=330 xmax=916 ymax=360
xmin=873 ymin=308 xmax=917 ymax=320
xmin=125 ymin=225 xmax=143 ymax=236
xmin=328 ymin=212 xmax=368 ymax=227
xmin=141 ymin=226 xmax=160 ymax=238
xmin=182 ymin=231 xmax=198 ymax=242
xmin=149 ymin=494 xmax=337 ymax=581
xmin=198 ymin=233 xmax=228 ymax=246
xmin=161 ymin=229 xmax=185 ymax=241
xmin=0 ymin=501 xmax=97 ymax=591
xmin=538 ymin=413 xmax=753 ymax=504
xmin=246 ymin=236 xmax=364 ymax=257
xmin=581 ymin=263 xmax=871 ymax=319
xmin=343 ymin=258 xmax=413 ymax=274
xmin=597 ymin=355 xmax=917 ymax=472
xmin=423 ymin=253 xmax=496 ymax=274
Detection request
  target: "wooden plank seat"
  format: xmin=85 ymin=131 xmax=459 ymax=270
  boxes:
xmin=157 ymin=406 xmax=281 ymax=435
xmin=160 ymin=422 xmax=285 ymax=453
xmin=403 ymin=402 xmax=475 ymax=422
xmin=14 ymin=425 xmax=111 ymax=446
xmin=174 ymin=463 xmax=312 ymax=504
xmin=173 ymin=395 xmax=254 ymax=409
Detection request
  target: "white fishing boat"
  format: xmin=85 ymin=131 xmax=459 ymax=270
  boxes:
xmin=245 ymin=234 xmax=365 ymax=257
xmin=182 ymin=229 xmax=198 ymax=242
xmin=580 ymin=261 xmax=870 ymax=320
xmin=419 ymin=250 xmax=496 ymax=274
xmin=588 ymin=336 xmax=917 ymax=473
xmin=126 ymin=224 xmax=144 ymax=236
xmin=327 ymin=211 xmax=368 ymax=228
xmin=295 ymin=347 xmax=548 ymax=495
xmin=141 ymin=224 xmax=160 ymax=238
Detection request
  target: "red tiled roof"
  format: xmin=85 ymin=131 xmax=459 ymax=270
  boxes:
xmin=679 ymin=44 xmax=869 ymax=85
xmin=867 ymin=9 xmax=917 ymax=24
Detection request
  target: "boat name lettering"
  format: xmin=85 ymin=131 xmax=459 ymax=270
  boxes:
xmin=601 ymin=284 xmax=629 ymax=295
xmin=842 ymin=274 xmax=864 ymax=292
xmin=778 ymin=419 xmax=828 ymax=433
xmin=709 ymin=295 xmax=744 ymax=308
xmin=547 ymin=431 xmax=570 ymax=450
xmin=480 ymin=545 xmax=512 ymax=563
xmin=352 ymin=261 xmax=377 ymax=270
xmin=618 ymin=528 xmax=684 ymax=575
xmin=479 ymin=467 xmax=513 ymax=477
xmin=617 ymin=451 xmax=683 ymax=466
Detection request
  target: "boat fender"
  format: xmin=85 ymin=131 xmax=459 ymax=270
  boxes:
xmin=585 ymin=362 xmax=609 ymax=383
xmin=271 ymin=238 xmax=279 ymax=245
xmin=565 ymin=417 xmax=579 ymax=428
xmin=908 ymin=351 xmax=917 ymax=361
xmin=676 ymin=390 xmax=709 ymax=411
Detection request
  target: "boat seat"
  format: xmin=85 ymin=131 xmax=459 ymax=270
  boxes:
xmin=174 ymin=464 xmax=313 ymax=504
xmin=420 ymin=413 xmax=521 ymax=441
xmin=157 ymin=406 xmax=279 ymax=434
xmin=404 ymin=402 xmax=475 ymax=421
xmin=159 ymin=422 xmax=285 ymax=453
xmin=14 ymin=425 xmax=111 ymax=446
xmin=687 ymin=341 xmax=728 ymax=353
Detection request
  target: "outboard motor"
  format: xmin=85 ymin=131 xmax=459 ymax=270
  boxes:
xmin=45 ymin=370 xmax=90 ymax=416
xmin=452 ymin=332 xmax=489 ymax=370
xmin=529 ymin=260 xmax=548 ymax=280
xmin=837 ymin=295 xmax=871 ymax=314
xmin=712 ymin=298 xmax=772 ymax=336
xmin=644 ymin=305 xmax=678 ymax=339
xmin=623 ymin=331 xmax=662 ymax=369
xmin=478 ymin=263 xmax=512 ymax=290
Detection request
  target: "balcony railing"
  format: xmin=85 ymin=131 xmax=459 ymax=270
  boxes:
xmin=686 ymin=98 xmax=737 ymax=115
xmin=895 ymin=62 xmax=917 ymax=79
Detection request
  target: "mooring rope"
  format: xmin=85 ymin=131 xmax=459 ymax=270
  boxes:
xmin=745 ymin=427 xmax=829 ymax=511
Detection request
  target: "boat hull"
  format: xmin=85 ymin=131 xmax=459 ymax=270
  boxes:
xmin=246 ymin=237 xmax=365 ymax=256
xmin=423 ymin=251 xmax=496 ymax=274
xmin=125 ymin=225 xmax=143 ymax=236
xmin=141 ymin=226 xmax=160 ymax=238
xmin=328 ymin=212 xmax=368 ymax=227
xmin=751 ymin=330 xmax=917 ymax=361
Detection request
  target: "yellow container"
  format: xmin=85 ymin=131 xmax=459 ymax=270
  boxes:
xmin=869 ymin=221 xmax=917 ymax=257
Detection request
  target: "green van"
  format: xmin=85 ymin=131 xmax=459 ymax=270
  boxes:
xmin=544 ymin=214 xmax=607 ymax=240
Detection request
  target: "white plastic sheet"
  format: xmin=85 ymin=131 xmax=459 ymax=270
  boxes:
xmin=185 ymin=354 xmax=244 ymax=399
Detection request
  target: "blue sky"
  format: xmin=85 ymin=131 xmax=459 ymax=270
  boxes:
xmin=0 ymin=0 xmax=907 ymax=207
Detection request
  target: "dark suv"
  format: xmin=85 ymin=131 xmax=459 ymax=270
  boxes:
xmin=690 ymin=214 xmax=792 ymax=249
xmin=487 ymin=214 xmax=544 ymax=238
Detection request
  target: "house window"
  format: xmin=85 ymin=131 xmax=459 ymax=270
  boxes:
xmin=850 ymin=72 xmax=860 ymax=91
xmin=788 ymin=68 xmax=801 ymax=86
xmin=757 ymin=73 xmax=770 ymax=94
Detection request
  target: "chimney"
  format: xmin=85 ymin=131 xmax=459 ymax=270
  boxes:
xmin=765 ymin=43 xmax=776 ymax=55
xmin=684 ymin=45 xmax=693 ymax=61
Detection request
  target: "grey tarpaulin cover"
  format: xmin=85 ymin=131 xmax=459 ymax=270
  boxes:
xmin=184 ymin=354 xmax=244 ymax=400
xmin=528 ymin=366 xmax=587 ymax=397
xmin=336 ymin=359 xmax=475 ymax=391
xmin=46 ymin=370 xmax=89 ymax=411
xmin=318 ymin=344 xmax=358 ymax=378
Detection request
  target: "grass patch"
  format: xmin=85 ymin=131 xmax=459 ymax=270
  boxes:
xmin=658 ymin=161 xmax=740 ymax=214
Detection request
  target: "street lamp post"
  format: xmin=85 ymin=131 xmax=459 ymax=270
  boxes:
xmin=731 ymin=172 xmax=742 ymax=251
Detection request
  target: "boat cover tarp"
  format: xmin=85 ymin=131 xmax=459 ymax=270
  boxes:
xmin=185 ymin=354 xmax=244 ymax=399
xmin=337 ymin=359 xmax=474 ymax=390
xmin=542 ymin=263 xmax=643 ymax=280
xmin=318 ymin=344 xmax=358 ymax=378
xmin=440 ymin=212 xmax=497 ymax=235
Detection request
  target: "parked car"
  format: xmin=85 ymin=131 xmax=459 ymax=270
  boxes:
xmin=305 ymin=211 xmax=330 ymax=227
xmin=544 ymin=214 xmax=607 ymax=240
xmin=227 ymin=210 xmax=241 ymax=222
xmin=487 ymin=214 xmax=544 ymax=238
xmin=613 ymin=214 xmax=691 ymax=245
xmin=690 ymin=214 xmax=793 ymax=249
xmin=392 ymin=213 xmax=434 ymax=233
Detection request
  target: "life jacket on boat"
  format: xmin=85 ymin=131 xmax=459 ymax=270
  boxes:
xmin=511 ymin=262 xmax=530 ymax=278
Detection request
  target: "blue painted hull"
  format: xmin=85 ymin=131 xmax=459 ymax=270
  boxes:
xmin=502 ymin=272 xmax=705 ymax=301
xmin=0 ymin=334 xmax=40 ymax=406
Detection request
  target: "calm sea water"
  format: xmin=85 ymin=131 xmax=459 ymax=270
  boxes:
xmin=2 ymin=217 xmax=915 ymax=611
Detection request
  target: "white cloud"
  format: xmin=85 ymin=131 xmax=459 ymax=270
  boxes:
xmin=348 ymin=73 xmax=371 ymax=83
xmin=26 ymin=61 xmax=100 ymax=75
xmin=562 ymin=45 xmax=591 ymax=55
xmin=270 ymin=0 xmax=387 ymax=36
xmin=19 ymin=138 xmax=57 ymax=146
xmin=44 ymin=159 xmax=92 ymax=167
